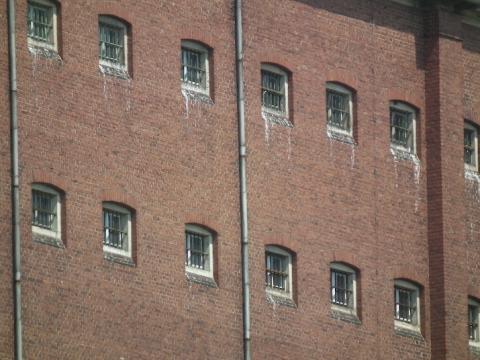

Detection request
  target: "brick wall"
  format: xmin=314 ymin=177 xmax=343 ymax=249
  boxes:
xmin=0 ymin=0 xmax=479 ymax=359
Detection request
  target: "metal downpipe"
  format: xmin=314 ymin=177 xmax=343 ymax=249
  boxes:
xmin=7 ymin=0 xmax=23 ymax=358
xmin=234 ymin=0 xmax=251 ymax=359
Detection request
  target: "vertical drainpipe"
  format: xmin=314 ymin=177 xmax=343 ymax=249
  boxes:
xmin=7 ymin=0 xmax=23 ymax=359
xmin=234 ymin=0 xmax=251 ymax=359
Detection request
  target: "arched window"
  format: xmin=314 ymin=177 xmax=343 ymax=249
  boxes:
xmin=32 ymin=183 xmax=62 ymax=246
xmin=185 ymin=224 xmax=214 ymax=279
xmin=265 ymin=245 xmax=293 ymax=298
xmin=181 ymin=40 xmax=211 ymax=96
xmin=102 ymin=202 xmax=133 ymax=259
xmin=390 ymin=101 xmax=417 ymax=154
xmin=326 ymin=82 xmax=354 ymax=137
xmin=99 ymin=16 xmax=129 ymax=73
xmin=330 ymin=262 xmax=357 ymax=316
xmin=394 ymin=279 xmax=421 ymax=332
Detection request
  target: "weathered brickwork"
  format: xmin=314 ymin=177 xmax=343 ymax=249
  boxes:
xmin=1 ymin=0 xmax=479 ymax=359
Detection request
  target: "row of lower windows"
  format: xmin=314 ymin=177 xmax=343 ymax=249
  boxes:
xmin=32 ymin=184 xmax=480 ymax=341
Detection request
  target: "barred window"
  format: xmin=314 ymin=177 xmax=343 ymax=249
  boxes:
xmin=465 ymin=122 xmax=478 ymax=172
xmin=390 ymin=102 xmax=416 ymax=154
xmin=185 ymin=224 xmax=214 ymax=278
xmin=102 ymin=203 xmax=132 ymax=258
xmin=32 ymin=189 xmax=56 ymax=230
xmin=395 ymin=287 xmax=415 ymax=322
xmin=99 ymin=16 xmax=128 ymax=70
xmin=470 ymin=303 xmax=479 ymax=341
xmin=394 ymin=280 xmax=420 ymax=332
xmin=326 ymin=83 xmax=353 ymax=135
xmin=31 ymin=184 xmax=61 ymax=240
xmin=181 ymin=41 xmax=209 ymax=94
xmin=27 ymin=0 xmax=57 ymax=50
xmin=265 ymin=246 xmax=293 ymax=297
xmin=261 ymin=65 xmax=288 ymax=116
xmin=469 ymin=299 xmax=480 ymax=347
xmin=330 ymin=263 xmax=356 ymax=312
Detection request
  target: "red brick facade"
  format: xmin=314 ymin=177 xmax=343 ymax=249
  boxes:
xmin=1 ymin=1 xmax=480 ymax=359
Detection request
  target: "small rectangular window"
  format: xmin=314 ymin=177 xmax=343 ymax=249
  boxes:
xmin=27 ymin=2 xmax=53 ymax=43
xmin=394 ymin=286 xmax=416 ymax=323
xmin=102 ymin=203 xmax=132 ymax=260
xmin=265 ymin=251 xmax=288 ymax=291
xmin=465 ymin=122 xmax=478 ymax=172
xmin=331 ymin=270 xmax=353 ymax=307
xmin=184 ymin=224 xmax=214 ymax=279
xmin=27 ymin=0 xmax=58 ymax=51
xmin=470 ymin=304 xmax=479 ymax=341
xmin=103 ymin=209 xmax=128 ymax=250
xmin=262 ymin=70 xmax=284 ymax=113
xmin=391 ymin=110 xmax=413 ymax=148
xmin=32 ymin=189 xmax=57 ymax=230
xmin=181 ymin=48 xmax=206 ymax=88
xmin=185 ymin=231 xmax=210 ymax=271
xmin=99 ymin=23 xmax=124 ymax=66
xmin=31 ymin=184 xmax=62 ymax=246
xmin=390 ymin=102 xmax=417 ymax=155
xmin=326 ymin=88 xmax=352 ymax=133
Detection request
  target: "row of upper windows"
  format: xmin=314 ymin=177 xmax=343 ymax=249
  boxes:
xmin=28 ymin=1 xmax=479 ymax=170
xmin=31 ymin=183 xmax=480 ymax=343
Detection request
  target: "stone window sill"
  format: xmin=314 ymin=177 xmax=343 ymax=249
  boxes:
xmin=185 ymin=271 xmax=217 ymax=288
xmin=103 ymin=252 xmax=135 ymax=267
xmin=266 ymin=291 xmax=296 ymax=308
xmin=32 ymin=232 xmax=64 ymax=249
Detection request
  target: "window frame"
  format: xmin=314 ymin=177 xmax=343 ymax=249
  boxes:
xmin=330 ymin=262 xmax=357 ymax=316
xmin=394 ymin=279 xmax=421 ymax=333
xmin=31 ymin=183 xmax=61 ymax=240
xmin=326 ymin=82 xmax=354 ymax=137
xmin=265 ymin=245 xmax=293 ymax=299
xmin=98 ymin=15 xmax=128 ymax=71
xmin=261 ymin=64 xmax=289 ymax=118
xmin=27 ymin=0 xmax=58 ymax=52
xmin=181 ymin=40 xmax=210 ymax=96
xmin=390 ymin=102 xmax=417 ymax=155
xmin=102 ymin=202 xmax=132 ymax=259
xmin=469 ymin=298 xmax=480 ymax=347
xmin=465 ymin=121 xmax=478 ymax=172
xmin=185 ymin=224 xmax=214 ymax=279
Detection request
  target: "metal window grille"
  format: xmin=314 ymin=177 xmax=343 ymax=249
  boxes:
xmin=103 ymin=209 xmax=128 ymax=250
xmin=327 ymin=90 xmax=350 ymax=131
xmin=181 ymin=48 xmax=206 ymax=89
xmin=390 ymin=109 xmax=413 ymax=149
xmin=394 ymin=287 xmax=416 ymax=323
xmin=32 ymin=189 xmax=56 ymax=230
xmin=465 ymin=128 xmax=476 ymax=167
xmin=99 ymin=22 xmax=124 ymax=65
xmin=265 ymin=252 xmax=288 ymax=291
xmin=27 ymin=2 xmax=53 ymax=44
xmin=262 ymin=70 xmax=285 ymax=113
xmin=469 ymin=305 xmax=479 ymax=341
xmin=185 ymin=231 xmax=209 ymax=270
xmin=331 ymin=269 xmax=353 ymax=307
